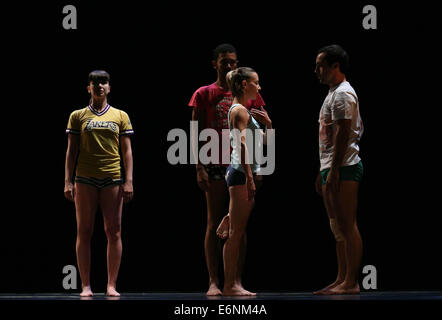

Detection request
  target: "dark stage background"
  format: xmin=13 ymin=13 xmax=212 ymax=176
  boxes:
xmin=1 ymin=2 xmax=441 ymax=294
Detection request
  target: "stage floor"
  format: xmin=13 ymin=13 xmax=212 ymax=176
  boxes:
xmin=1 ymin=291 xmax=441 ymax=301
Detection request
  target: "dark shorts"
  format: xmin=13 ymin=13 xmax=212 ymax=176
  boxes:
xmin=320 ymin=161 xmax=363 ymax=185
xmin=75 ymin=176 xmax=123 ymax=189
xmin=204 ymin=164 xmax=228 ymax=181
xmin=225 ymin=165 xmax=248 ymax=187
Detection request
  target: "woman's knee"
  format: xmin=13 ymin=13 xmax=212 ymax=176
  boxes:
xmin=228 ymin=225 xmax=246 ymax=240
xmin=77 ymin=227 xmax=94 ymax=241
xmin=104 ymin=224 xmax=122 ymax=241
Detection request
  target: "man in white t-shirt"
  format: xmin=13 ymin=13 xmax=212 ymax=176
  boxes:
xmin=313 ymin=45 xmax=364 ymax=295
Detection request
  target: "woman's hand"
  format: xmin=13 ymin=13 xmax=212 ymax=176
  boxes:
xmin=246 ymin=177 xmax=256 ymax=201
xmin=121 ymin=181 xmax=134 ymax=203
xmin=64 ymin=181 xmax=75 ymax=202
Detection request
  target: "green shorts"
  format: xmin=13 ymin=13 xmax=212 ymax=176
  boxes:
xmin=321 ymin=161 xmax=363 ymax=185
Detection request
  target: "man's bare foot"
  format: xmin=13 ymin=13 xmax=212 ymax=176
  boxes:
xmin=327 ymin=282 xmax=360 ymax=295
xmin=206 ymin=283 xmax=222 ymax=296
xmin=80 ymin=286 xmax=93 ymax=297
xmin=313 ymin=280 xmax=344 ymax=295
xmin=106 ymin=286 xmax=120 ymax=297
xmin=216 ymin=214 xmax=229 ymax=239
xmin=223 ymin=285 xmax=256 ymax=296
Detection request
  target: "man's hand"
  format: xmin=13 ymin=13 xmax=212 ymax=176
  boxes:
xmin=250 ymin=106 xmax=272 ymax=127
xmin=196 ymin=166 xmax=210 ymax=191
xmin=315 ymin=172 xmax=323 ymax=197
xmin=325 ymin=168 xmax=340 ymax=194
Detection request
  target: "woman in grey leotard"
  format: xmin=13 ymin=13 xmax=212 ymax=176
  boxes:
xmin=221 ymin=67 xmax=273 ymax=296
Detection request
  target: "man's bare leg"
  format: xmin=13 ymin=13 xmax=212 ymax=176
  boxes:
xmin=314 ymin=184 xmax=347 ymax=295
xmin=328 ymin=181 xmax=362 ymax=294
xmin=205 ymin=180 xmax=229 ymax=296
xmin=314 ymin=241 xmax=346 ymax=295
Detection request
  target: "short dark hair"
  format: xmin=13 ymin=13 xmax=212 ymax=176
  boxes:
xmin=213 ymin=43 xmax=237 ymax=61
xmin=317 ymin=44 xmax=349 ymax=75
xmin=88 ymin=70 xmax=110 ymax=84
xmin=226 ymin=67 xmax=256 ymax=97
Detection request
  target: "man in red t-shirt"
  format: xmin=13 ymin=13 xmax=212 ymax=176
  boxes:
xmin=188 ymin=44 xmax=265 ymax=296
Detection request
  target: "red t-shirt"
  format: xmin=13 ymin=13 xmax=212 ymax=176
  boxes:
xmin=189 ymin=82 xmax=265 ymax=166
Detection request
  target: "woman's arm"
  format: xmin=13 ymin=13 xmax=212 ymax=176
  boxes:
xmin=64 ymin=134 xmax=79 ymax=201
xmin=232 ymin=106 xmax=255 ymax=201
xmin=120 ymin=135 xmax=134 ymax=202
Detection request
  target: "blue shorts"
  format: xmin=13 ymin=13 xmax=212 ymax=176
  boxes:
xmin=225 ymin=165 xmax=256 ymax=187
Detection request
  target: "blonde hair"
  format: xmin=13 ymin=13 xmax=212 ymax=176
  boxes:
xmin=226 ymin=67 xmax=256 ymax=97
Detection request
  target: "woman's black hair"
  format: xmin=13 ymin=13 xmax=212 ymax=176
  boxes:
xmin=88 ymin=70 xmax=110 ymax=84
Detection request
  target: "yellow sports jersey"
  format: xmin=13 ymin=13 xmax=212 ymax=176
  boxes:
xmin=66 ymin=104 xmax=134 ymax=179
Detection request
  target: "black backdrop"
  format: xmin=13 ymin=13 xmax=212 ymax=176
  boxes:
xmin=1 ymin=1 xmax=441 ymax=294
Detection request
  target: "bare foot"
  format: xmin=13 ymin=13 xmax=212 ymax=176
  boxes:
xmin=313 ymin=280 xmax=344 ymax=295
xmin=206 ymin=283 xmax=222 ymax=296
xmin=223 ymin=285 xmax=256 ymax=296
xmin=328 ymin=282 xmax=360 ymax=295
xmin=216 ymin=214 xmax=230 ymax=239
xmin=80 ymin=286 xmax=93 ymax=297
xmin=106 ymin=286 xmax=120 ymax=297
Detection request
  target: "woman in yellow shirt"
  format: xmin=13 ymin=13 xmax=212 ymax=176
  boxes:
xmin=64 ymin=70 xmax=134 ymax=297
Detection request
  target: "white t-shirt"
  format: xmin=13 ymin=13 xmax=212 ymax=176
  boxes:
xmin=318 ymin=81 xmax=363 ymax=171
